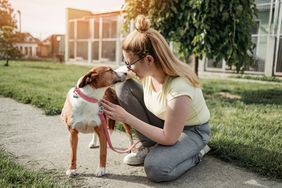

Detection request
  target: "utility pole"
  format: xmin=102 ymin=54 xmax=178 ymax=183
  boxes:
xmin=17 ymin=10 xmax=21 ymax=32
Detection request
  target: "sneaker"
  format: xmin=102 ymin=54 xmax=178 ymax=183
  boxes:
xmin=199 ymin=145 xmax=211 ymax=159
xmin=123 ymin=146 xmax=149 ymax=165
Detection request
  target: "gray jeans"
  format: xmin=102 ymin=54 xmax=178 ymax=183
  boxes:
xmin=116 ymin=79 xmax=211 ymax=182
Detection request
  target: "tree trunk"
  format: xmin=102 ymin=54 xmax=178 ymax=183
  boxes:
xmin=4 ymin=58 xmax=9 ymax=66
xmin=194 ymin=56 xmax=199 ymax=76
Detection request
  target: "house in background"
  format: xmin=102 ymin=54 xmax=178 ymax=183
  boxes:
xmin=66 ymin=0 xmax=282 ymax=77
xmin=39 ymin=34 xmax=65 ymax=62
xmin=15 ymin=33 xmax=65 ymax=61
xmin=16 ymin=32 xmax=40 ymax=58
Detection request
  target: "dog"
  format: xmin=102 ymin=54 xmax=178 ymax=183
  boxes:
xmin=61 ymin=66 xmax=132 ymax=177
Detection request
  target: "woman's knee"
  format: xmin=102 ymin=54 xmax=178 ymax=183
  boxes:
xmin=144 ymin=157 xmax=174 ymax=182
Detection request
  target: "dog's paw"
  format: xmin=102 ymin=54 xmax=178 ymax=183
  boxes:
xmin=88 ymin=142 xmax=99 ymax=149
xmin=95 ymin=167 xmax=106 ymax=177
xmin=66 ymin=169 xmax=77 ymax=177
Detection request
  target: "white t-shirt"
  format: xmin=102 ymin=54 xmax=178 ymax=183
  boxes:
xmin=142 ymin=76 xmax=210 ymax=126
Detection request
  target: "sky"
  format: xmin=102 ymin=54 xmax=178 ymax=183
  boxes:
xmin=9 ymin=0 xmax=124 ymax=40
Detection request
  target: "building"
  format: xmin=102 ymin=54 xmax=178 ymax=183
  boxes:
xmin=16 ymin=32 xmax=40 ymax=58
xmin=66 ymin=0 xmax=282 ymax=76
xmin=203 ymin=0 xmax=282 ymax=77
xmin=39 ymin=34 xmax=65 ymax=61
xmin=65 ymin=8 xmax=130 ymax=66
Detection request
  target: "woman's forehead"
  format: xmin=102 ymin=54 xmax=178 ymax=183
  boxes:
xmin=123 ymin=51 xmax=136 ymax=59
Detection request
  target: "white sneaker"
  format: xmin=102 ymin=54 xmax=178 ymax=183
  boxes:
xmin=199 ymin=145 xmax=211 ymax=159
xmin=123 ymin=146 xmax=149 ymax=165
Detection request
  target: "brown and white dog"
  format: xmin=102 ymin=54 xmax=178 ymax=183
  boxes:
xmin=61 ymin=66 xmax=132 ymax=177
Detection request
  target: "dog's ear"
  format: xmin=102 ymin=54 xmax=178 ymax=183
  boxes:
xmin=78 ymin=71 xmax=98 ymax=88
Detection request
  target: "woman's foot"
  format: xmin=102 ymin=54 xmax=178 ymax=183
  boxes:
xmin=123 ymin=146 xmax=149 ymax=165
xmin=199 ymin=145 xmax=211 ymax=159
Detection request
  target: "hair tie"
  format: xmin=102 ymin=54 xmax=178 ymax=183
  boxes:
xmin=135 ymin=26 xmax=146 ymax=33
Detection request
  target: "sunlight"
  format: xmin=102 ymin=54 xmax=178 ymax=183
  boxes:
xmin=9 ymin=0 xmax=124 ymax=39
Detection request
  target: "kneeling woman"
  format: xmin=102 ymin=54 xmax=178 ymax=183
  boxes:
xmin=102 ymin=15 xmax=211 ymax=182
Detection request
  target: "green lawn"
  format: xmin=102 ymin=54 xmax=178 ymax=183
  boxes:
xmin=0 ymin=61 xmax=282 ymax=183
xmin=0 ymin=148 xmax=69 ymax=187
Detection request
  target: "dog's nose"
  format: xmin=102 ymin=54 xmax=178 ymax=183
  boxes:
xmin=123 ymin=72 xmax=127 ymax=76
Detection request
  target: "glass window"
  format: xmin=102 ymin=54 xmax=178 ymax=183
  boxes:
xmin=102 ymin=41 xmax=116 ymax=62
xmin=68 ymin=42 xmax=74 ymax=58
xmin=250 ymin=21 xmax=260 ymax=35
xmin=77 ymin=20 xmax=89 ymax=39
xmin=102 ymin=16 xmax=117 ymax=38
xmin=94 ymin=19 xmax=99 ymax=39
xmin=92 ymin=42 xmax=99 ymax=60
xmin=247 ymin=36 xmax=266 ymax=72
xmin=275 ymin=37 xmax=282 ymax=72
xmin=256 ymin=10 xmax=270 ymax=35
xmin=77 ymin=42 xmax=88 ymax=60
xmin=69 ymin=22 xmax=74 ymax=39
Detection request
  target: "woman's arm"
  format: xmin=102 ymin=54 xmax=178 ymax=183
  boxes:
xmin=101 ymin=95 xmax=191 ymax=145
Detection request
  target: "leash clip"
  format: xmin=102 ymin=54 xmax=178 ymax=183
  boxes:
xmin=99 ymin=104 xmax=104 ymax=113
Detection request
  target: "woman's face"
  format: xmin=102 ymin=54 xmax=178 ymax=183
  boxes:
xmin=123 ymin=51 xmax=149 ymax=79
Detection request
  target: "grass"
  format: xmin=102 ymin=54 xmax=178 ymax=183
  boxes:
xmin=232 ymin=75 xmax=282 ymax=82
xmin=0 ymin=60 xmax=282 ymax=182
xmin=0 ymin=148 xmax=70 ymax=187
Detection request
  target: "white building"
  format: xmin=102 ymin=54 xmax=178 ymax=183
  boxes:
xmin=16 ymin=32 xmax=40 ymax=58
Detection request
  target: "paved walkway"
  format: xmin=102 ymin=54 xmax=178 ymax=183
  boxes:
xmin=0 ymin=97 xmax=281 ymax=188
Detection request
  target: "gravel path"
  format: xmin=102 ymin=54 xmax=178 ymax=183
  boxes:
xmin=0 ymin=97 xmax=281 ymax=188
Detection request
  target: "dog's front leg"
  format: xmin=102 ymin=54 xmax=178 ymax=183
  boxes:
xmin=66 ymin=128 xmax=78 ymax=177
xmin=94 ymin=126 xmax=107 ymax=176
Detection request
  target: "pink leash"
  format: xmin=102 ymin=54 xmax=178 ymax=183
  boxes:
xmin=74 ymin=87 xmax=138 ymax=153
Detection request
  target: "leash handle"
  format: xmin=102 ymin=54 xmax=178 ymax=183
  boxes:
xmin=99 ymin=112 xmax=139 ymax=153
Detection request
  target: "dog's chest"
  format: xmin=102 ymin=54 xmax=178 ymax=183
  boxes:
xmin=68 ymin=88 xmax=101 ymax=133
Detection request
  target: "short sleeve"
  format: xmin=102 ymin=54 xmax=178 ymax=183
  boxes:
xmin=167 ymin=77 xmax=194 ymax=101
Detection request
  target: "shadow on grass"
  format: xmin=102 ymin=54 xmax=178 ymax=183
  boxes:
xmin=206 ymin=88 xmax=282 ymax=105
xmin=25 ymin=65 xmax=61 ymax=70
xmin=210 ymin=141 xmax=282 ymax=179
xmin=239 ymin=88 xmax=282 ymax=105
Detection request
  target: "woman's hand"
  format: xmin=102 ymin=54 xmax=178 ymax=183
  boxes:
xmin=101 ymin=99 xmax=128 ymax=123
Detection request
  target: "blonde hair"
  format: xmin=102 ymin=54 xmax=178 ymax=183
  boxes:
xmin=122 ymin=15 xmax=200 ymax=87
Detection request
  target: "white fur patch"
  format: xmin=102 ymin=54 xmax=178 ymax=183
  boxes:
xmin=66 ymin=169 xmax=77 ymax=177
xmin=95 ymin=167 xmax=106 ymax=176
xmin=68 ymin=86 xmax=105 ymax=134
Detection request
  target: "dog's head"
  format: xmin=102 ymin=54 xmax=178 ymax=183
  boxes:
xmin=78 ymin=66 xmax=127 ymax=88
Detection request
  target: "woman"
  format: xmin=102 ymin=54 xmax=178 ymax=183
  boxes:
xmin=101 ymin=15 xmax=211 ymax=182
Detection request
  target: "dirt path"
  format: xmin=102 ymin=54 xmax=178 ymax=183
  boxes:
xmin=0 ymin=97 xmax=281 ymax=188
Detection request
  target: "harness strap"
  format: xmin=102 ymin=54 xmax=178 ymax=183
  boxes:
xmin=99 ymin=112 xmax=138 ymax=153
xmin=74 ymin=87 xmax=137 ymax=153
xmin=74 ymin=87 xmax=98 ymax=103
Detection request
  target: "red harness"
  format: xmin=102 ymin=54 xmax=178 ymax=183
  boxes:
xmin=74 ymin=87 xmax=137 ymax=153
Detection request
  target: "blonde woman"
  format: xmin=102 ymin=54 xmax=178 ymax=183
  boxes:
xmin=102 ymin=15 xmax=211 ymax=182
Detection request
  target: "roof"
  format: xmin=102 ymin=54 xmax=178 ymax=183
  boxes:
xmin=17 ymin=32 xmax=40 ymax=44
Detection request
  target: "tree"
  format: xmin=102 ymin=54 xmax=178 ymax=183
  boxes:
xmin=0 ymin=0 xmax=22 ymax=66
xmin=124 ymin=0 xmax=257 ymax=74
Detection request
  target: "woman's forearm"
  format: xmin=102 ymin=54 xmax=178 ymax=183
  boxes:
xmin=124 ymin=113 xmax=176 ymax=145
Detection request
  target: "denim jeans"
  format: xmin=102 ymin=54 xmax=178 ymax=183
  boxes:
xmin=115 ymin=79 xmax=211 ymax=182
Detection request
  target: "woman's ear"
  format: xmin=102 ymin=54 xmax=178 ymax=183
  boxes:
xmin=146 ymin=55 xmax=154 ymax=65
